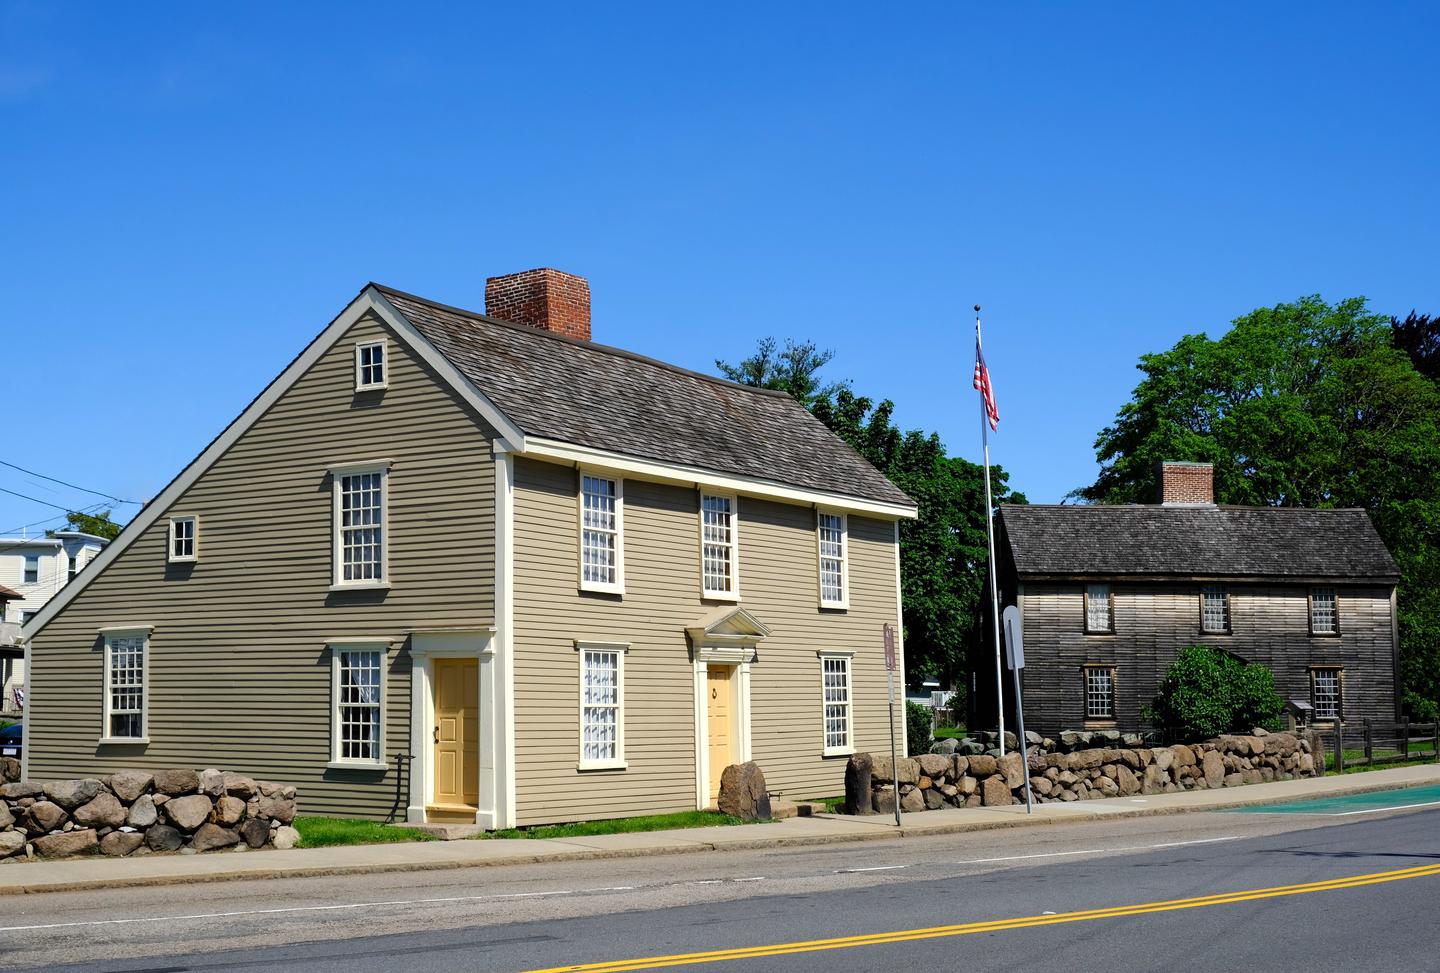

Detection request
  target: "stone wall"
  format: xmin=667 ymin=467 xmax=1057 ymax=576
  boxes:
xmin=845 ymin=729 xmax=1321 ymax=814
xmin=0 ymin=766 xmax=300 ymax=861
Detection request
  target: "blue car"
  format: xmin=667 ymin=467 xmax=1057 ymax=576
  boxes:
xmin=0 ymin=723 xmax=20 ymax=761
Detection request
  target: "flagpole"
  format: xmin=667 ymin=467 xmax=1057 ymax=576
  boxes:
xmin=976 ymin=305 xmax=1006 ymax=759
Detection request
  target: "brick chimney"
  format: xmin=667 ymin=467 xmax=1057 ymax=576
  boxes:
xmin=484 ymin=268 xmax=591 ymax=340
xmin=1158 ymin=461 xmax=1215 ymax=505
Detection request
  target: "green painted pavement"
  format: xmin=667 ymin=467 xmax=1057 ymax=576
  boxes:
xmin=1232 ymin=783 xmax=1440 ymax=816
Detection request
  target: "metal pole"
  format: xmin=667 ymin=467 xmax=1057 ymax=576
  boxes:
xmin=888 ymin=667 xmax=901 ymax=827
xmin=977 ymin=306 xmax=1006 ymax=758
xmin=1009 ymin=660 xmax=1033 ymax=813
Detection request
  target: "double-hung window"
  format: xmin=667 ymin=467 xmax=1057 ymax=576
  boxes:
xmin=700 ymin=493 xmax=738 ymax=599
xmin=820 ymin=653 xmax=854 ymax=755
xmin=331 ymin=463 xmax=389 ymax=588
xmin=578 ymin=643 xmax=626 ymax=770
xmin=101 ymin=627 xmax=149 ymax=742
xmin=23 ymin=555 xmax=38 ymax=585
xmin=1311 ymin=667 xmax=1342 ymax=722
xmin=330 ymin=643 xmax=386 ymax=766
xmin=68 ymin=554 xmax=78 ymax=581
xmin=817 ymin=511 xmax=848 ymax=608
xmin=355 ymin=340 xmax=387 ymax=391
xmin=1085 ymin=583 xmax=1113 ymax=633
xmin=579 ymin=473 xmax=623 ymax=593
xmin=1200 ymin=584 xmax=1230 ymax=633
xmin=168 ymin=516 xmax=198 ymax=563
xmin=1309 ymin=588 xmax=1338 ymax=635
xmin=1084 ymin=666 xmax=1115 ymax=722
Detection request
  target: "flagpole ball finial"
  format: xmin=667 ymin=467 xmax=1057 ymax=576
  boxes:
xmin=974 ymin=304 xmax=981 ymax=313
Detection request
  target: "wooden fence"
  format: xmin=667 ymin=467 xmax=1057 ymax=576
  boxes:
xmin=1321 ymin=719 xmax=1440 ymax=772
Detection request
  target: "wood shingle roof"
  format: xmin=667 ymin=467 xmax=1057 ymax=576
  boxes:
xmin=999 ymin=504 xmax=1399 ymax=582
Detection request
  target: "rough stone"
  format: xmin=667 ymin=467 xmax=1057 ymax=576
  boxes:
xmin=164 ymin=794 xmax=215 ymax=831
xmin=956 ymin=776 xmax=978 ymax=797
xmin=899 ymin=786 xmax=925 ymax=812
xmin=1030 ymin=776 xmax=1053 ymax=797
xmin=844 ymin=753 xmax=874 ymax=815
xmin=1142 ymin=764 xmax=1168 ymax=794
xmin=0 ymin=781 xmax=42 ymax=799
xmin=108 ymin=770 xmax=154 ymax=803
xmin=100 ymin=831 xmax=146 ymax=857
xmin=1152 ymin=748 xmax=1174 ymax=772
xmin=221 ymin=772 xmax=258 ymax=799
xmin=923 ymin=788 xmax=944 ymax=810
xmin=153 ymin=769 xmax=200 ymax=796
xmin=42 ymin=779 xmax=102 ymax=810
xmin=951 ymin=755 xmax=969 ymax=779
xmin=998 ymin=752 xmax=1027 ymax=789
xmin=981 ymin=775 xmax=1012 ymax=807
xmin=917 ymin=776 xmax=933 ymax=790
xmin=271 ymin=826 xmax=300 ymax=850
xmin=0 ymin=831 xmax=25 ymax=858
xmin=192 ymin=823 xmax=242 ymax=852
xmin=216 ymin=795 xmax=247 ymax=827
xmin=34 ymin=829 xmax=99 ymax=857
xmin=127 ymin=793 xmax=158 ymax=829
xmin=967 ymin=754 xmax=998 ymax=777
xmin=716 ymin=762 xmax=771 ymax=821
xmin=874 ymin=786 xmax=896 ymax=814
xmin=929 ymin=737 xmax=959 ymax=755
xmin=199 ymin=769 xmax=225 ymax=799
xmin=0 ymin=803 xmax=12 ymax=830
xmin=1202 ymin=750 xmax=1226 ymax=788
xmin=146 ymin=824 xmax=184 ymax=852
xmin=1224 ymin=772 xmax=1244 ymax=788
xmin=239 ymin=817 xmax=271 ymax=848
xmin=26 ymin=801 xmax=68 ymax=833
xmin=73 ymin=793 xmax=127 ymax=830
xmin=1095 ymin=776 xmax=1120 ymax=797
xmin=916 ymin=753 xmax=951 ymax=779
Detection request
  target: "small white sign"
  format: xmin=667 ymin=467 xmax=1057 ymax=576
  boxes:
xmin=1002 ymin=605 xmax=1024 ymax=670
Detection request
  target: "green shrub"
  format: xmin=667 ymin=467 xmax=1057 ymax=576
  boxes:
xmin=1147 ymin=645 xmax=1284 ymax=740
xmin=906 ymin=700 xmax=933 ymax=756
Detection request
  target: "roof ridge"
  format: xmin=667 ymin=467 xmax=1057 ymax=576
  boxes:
xmin=1004 ymin=503 xmax=1372 ymax=513
xmin=370 ymin=282 xmax=796 ymax=402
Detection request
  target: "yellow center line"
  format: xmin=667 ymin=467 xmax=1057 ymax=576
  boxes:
xmin=519 ymin=862 xmax=1440 ymax=973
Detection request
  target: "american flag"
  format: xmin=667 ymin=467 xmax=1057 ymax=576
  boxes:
xmin=974 ymin=338 xmax=999 ymax=431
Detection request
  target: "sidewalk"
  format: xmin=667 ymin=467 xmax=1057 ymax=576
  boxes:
xmin=4 ymin=764 xmax=1437 ymax=895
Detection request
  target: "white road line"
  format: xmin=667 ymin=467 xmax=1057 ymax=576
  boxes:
xmin=731 ymin=876 xmax=766 ymax=882
xmin=955 ymin=836 xmax=1241 ymax=866
xmin=1152 ymin=836 xmax=1243 ymax=848
xmin=1335 ymin=800 xmax=1440 ymax=817
xmin=835 ymin=865 xmax=907 ymax=873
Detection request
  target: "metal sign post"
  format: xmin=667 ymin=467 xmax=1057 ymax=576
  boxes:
xmin=1002 ymin=606 xmax=1033 ymax=814
xmin=883 ymin=623 xmax=901 ymax=827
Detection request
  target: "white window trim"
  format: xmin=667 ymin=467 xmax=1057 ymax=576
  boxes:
xmin=354 ymin=339 xmax=388 ymax=391
xmin=167 ymin=515 xmax=199 ymax=564
xmin=330 ymin=461 xmax=392 ymax=591
xmin=699 ymin=491 xmax=740 ymax=601
xmin=816 ymin=509 xmax=849 ymax=609
xmin=576 ymin=641 xmax=628 ymax=771
xmin=819 ymin=650 xmax=855 ymax=757
xmin=577 ymin=470 xmax=625 ymax=595
xmin=328 ymin=639 xmax=390 ymax=769
xmin=100 ymin=626 xmax=152 ymax=745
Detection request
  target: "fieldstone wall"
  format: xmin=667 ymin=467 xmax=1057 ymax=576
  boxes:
xmin=845 ymin=729 xmax=1321 ymax=814
xmin=0 ymin=768 xmax=300 ymax=861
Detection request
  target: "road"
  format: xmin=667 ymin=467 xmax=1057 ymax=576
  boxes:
xmin=2 ymin=794 xmax=1438 ymax=973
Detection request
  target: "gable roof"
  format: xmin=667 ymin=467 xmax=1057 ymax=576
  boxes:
xmin=999 ymin=504 xmax=1399 ymax=583
xmin=373 ymin=285 xmax=914 ymax=511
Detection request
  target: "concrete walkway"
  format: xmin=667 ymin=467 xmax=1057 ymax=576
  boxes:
xmin=4 ymin=764 xmax=1437 ymax=896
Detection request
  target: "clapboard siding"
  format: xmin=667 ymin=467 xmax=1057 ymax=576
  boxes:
xmin=512 ymin=457 xmax=900 ymax=826
xmin=1018 ymin=582 xmax=1397 ymax=735
xmin=27 ymin=312 xmax=497 ymax=816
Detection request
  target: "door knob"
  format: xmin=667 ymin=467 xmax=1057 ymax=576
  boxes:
xmin=433 ymin=726 xmax=439 ymax=745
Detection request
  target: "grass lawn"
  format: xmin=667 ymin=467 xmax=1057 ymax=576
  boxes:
xmin=293 ymin=816 xmax=438 ymax=848
xmin=802 ymin=795 xmax=846 ymax=813
xmin=481 ymin=810 xmax=746 ymax=840
xmin=933 ymin=726 xmax=967 ymax=740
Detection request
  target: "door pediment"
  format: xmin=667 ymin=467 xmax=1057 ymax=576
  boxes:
xmin=687 ymin=606 xmax=770 ymax=664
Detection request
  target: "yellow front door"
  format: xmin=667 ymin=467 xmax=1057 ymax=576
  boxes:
xmin=706 ymin=664 xmax=733 ymax=805
xmin=431 ymin=658 xmax=479 ymax=816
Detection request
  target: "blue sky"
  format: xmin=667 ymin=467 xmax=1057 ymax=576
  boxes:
xmin=2 ymin=2 xmax=1436 ymax=532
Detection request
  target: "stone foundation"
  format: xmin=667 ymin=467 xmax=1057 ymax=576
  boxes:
xmin=0 ymin=767 xmax=300 ymax=860
xmin=845 ymin=729 xmax=1320 ymax=814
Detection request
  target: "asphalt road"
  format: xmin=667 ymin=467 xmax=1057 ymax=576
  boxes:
xmin=3 ymin=799 xmax=1438 ymax=973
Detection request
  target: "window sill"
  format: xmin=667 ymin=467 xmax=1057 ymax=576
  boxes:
xmin=702 ymin=590 xmax=741 ymax=603
xmin=819 ymin=601 xmax=849 ymax=612
xmin=167 ymin=556 xmax=197 ymax=565
xmin=1309 ymin=632 xmax=1341 ymax=639
xmin=330 ymin=581 xmax=392 ymax=592
xmin=98 ymin=736 xmax=149 ymax=746
xmin=577 ymin=760 xmax=628 ymax=772
xmin=1200 ymin=630 xmax=1231 ymax=636
xmin=579 ymin=582 xmax=625 ymax=596
xmin=822 ymin=747 xmax=855 ymax=758
xmin=355 ymin=383 xmax=388 ymax=393
xmin=1084 ymin=629 xmax=1115 ymax=636
xmin=327 ymin=760 xmax=387 ymax=771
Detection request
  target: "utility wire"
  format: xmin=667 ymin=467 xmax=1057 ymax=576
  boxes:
xmin=0 ymin=459 xmax=141 ymax=505
xmin=0 ymin=485 xmax=76 ymax=513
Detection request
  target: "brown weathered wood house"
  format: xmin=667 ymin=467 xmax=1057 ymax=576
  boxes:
xmin=984 ymin=461 xmax=1400 ymax=736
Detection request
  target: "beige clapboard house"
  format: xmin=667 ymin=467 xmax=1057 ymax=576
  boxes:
xmin=21 ymin=269 xmax=916 ymax=827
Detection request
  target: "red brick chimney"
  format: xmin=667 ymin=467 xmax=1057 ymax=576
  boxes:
xmin=1158 ymin=461 xmax=1215 ymax=505
xmin=484 ymin=268 xmax=591 ymax=341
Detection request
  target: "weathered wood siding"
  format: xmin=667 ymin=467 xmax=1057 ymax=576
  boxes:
xmin=1018 ymin=582 xmax=1397 ymax=735
xmin=26 ymin=312 xmax=497 ymax=816
xmin=512 ymin=457 xmax=901 ymax=826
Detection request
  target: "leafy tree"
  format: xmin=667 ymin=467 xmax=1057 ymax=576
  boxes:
xmin=1074 ymin=296 xmax=1440 ymax=718
xmin=906 ymin=700 xmax=934 ymax=756
xmin=716 ymin=338 xmax=847 ymax=409
xmin=719 ymin=345 xmax=1025 ymax=688
xmin=47 ymin=509 xmax=123 ymax=541
xmin=1146 ymin=645 xmax=1285 ymax=739
xmin=1392 ymin=311 xmax=1439 ymax=381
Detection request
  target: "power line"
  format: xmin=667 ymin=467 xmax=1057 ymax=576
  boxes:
xmin=0 ymin=485 xmax=76 ymax=513
xmin=0 ymin=459 xmax=140 ymax=505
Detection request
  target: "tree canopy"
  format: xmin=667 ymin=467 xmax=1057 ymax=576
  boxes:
xmin=718 ymin=341 xmax=1024 ymax=689
xmin=1074 ymin=296 xmax=1440 ymax=717
xmin=47 ymin=509 xmax=123 ymax=541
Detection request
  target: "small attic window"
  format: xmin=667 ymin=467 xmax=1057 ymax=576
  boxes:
xmin=355 ymin=340 xmax=387 ymax=391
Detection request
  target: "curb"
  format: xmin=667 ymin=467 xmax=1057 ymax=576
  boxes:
xmin=2 ymin=771 xmax=1436 ymax=896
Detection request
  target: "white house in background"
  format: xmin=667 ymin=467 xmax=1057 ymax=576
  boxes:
xmin=0 ymin=532 xmax=108 ymax=713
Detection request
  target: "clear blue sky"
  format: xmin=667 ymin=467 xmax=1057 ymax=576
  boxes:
xmin=3 ymin=2 xmax=1437 ymax=532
